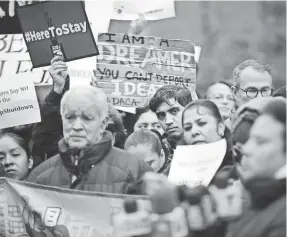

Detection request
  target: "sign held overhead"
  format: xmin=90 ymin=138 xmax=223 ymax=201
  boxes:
xmin=16 ymin=1 xmax=98 ymax=68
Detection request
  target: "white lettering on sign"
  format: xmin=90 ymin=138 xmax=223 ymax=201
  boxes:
xmin=98 ymin=44 xmax=195 ymax=69
xmin=106 ymin=79 xmax=161 ymax=97
xmin=24 ymin=22 xmax=87 ymax=43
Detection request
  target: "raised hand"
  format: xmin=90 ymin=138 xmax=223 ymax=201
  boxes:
xmin=48 ymin=56 xmax=68 ymax=94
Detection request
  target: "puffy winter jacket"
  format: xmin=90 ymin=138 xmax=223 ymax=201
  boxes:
xmin=28 ymin=131 xmax=153 ymax=194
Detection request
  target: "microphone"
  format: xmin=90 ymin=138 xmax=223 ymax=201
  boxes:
xmin=186 ymin=187 xmax=205 ymax=231
xmin=176 ymin=185 xmax=189 ymax=209
xmin=209 ymin=171 xmax=242 ymax=220
xmin=112 ymin=198 xmax=152 ymax=237
xmin=195 ymin=186 xmax=218 ymax=226
xmin=226 ymin=180 xmax=242 ymax=219
xmin=209 ymin=171 xmax=230 ymax=219
xmin=150 ymin=186 xmax=189 ymax=237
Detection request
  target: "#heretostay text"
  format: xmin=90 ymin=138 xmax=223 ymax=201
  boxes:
xmin=24 ymin=21 xmax=87 ymax=42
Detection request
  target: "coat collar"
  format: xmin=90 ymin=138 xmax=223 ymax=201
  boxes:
xmin=245 ymin=177 xmax=286 ymax=209
xmin=58 ymin=131 xmax=113 ymax=177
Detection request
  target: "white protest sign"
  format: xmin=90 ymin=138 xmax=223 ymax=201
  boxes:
xmin=168 ymin=139 xmax=227 ymax=187
xmin=0 ymin=72 xmax=41 ymax=129
xmin=112 ymin=0 xmax=175 ymax=20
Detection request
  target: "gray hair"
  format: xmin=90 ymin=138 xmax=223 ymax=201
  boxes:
xmin=232 ymin=59 xmax=272 ymax=89
xmin=60 ymin=86 xmax=108 ymax=120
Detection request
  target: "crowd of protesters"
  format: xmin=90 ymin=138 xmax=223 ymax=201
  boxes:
xmin=0 ymin=18 xmax=286 ymax=237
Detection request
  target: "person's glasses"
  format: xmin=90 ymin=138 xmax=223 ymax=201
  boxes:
xmin=234 ymin=86 xmax=274 ymax=98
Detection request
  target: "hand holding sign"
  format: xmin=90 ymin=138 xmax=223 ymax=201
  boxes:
xmin=48 ymin=56 xmax=68 ymax=94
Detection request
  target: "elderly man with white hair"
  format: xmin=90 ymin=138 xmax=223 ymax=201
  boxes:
xmin=28 ymin=84 xmax=152 ymax=194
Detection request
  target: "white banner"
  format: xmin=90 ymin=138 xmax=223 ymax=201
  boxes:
xmin=0 ymin=72 xmax=41 ymax=129
xmin=168 ymin=139 xmax=227 ymax=187
xmin=112 ymin=0 xmax=175 ymax=20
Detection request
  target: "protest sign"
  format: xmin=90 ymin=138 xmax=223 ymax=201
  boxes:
xmin=0 ymin=34 xmax=97 ymax=86
xmin=98 ymin=33 xmax=195 ymax=53
xmin=0 ymin=0 xmax=112 ymax=82
xmin=96 ymin=33 xmax=197 ymax=108
xmin=0 ymin=178 xmax=150 ymax=237
xmin=98 ymin=44 xmax=195 ymax=68
xmin=112 ymin=0 xmax=175 ymax=21
xmin=0 ymin=72 xmax=41 ymax=129
xmin=16 ymin=1 xmax=98 ymax=68
xmin=168 ymin=139 xmax=227 ymax=188
xmin=94 ymin=63 xmax=196 ymax=107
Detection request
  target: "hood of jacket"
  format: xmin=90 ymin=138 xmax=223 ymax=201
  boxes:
xmin=58 ymin=131 xmax=113 ymax=177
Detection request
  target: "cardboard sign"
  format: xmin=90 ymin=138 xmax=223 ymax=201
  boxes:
xmin=98 ymin=43 xmax=195 ymax=68
xmin=94 ymin=65 xmax=196 ymax=108
xmin=0 ymin=178 xmax=150 ymax=237
xmin=0 ymin=72 xmax=41 ymax=129
xmin=95 ymin=63 xmax=196 ymax=86
xmin=96 ymin=33 xmax=197 ymax=108
xmin=98 ymin=55 xmax=195 ymax=76
xmin=112 ymin=0 xmax=175 ymax=21
xmin=16 ymin=1 xmax=98 ymax=68
xmin=98 ymin=33 xmax=195 ymax=53
xmin=94 ymin=63 xmax=196 ymax=107
xmin=168 ymin=139 xmax=227 ymax=187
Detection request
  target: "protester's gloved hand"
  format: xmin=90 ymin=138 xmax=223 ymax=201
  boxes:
xmin=49 ymin=55 xmax=68 ymax=94
xmin=128 ymin=14 xmax=148 ymax=35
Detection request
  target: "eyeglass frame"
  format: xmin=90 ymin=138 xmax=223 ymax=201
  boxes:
xmin=232 ymin=86 xmax=274 ymax=99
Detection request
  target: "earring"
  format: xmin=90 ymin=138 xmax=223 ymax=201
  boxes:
xmin=220 ymin=132 xmax=224 ymax=137
xmin=28 ymin=156 xmax=33 ymax=169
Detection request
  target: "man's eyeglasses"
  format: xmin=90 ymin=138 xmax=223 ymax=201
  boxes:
xmin=233 ymin=86 xmax=273 ymax=99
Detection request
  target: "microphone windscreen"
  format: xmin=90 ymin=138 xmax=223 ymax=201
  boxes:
xmin=124 ymin=198 xmax=138 ymax=213
xmin=151 ymin=187 xmax=178 ymax=214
